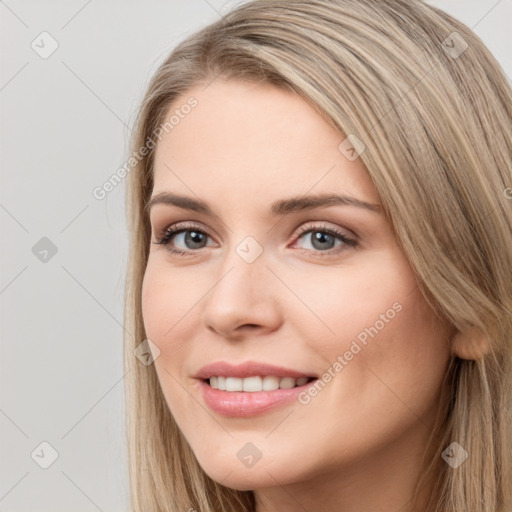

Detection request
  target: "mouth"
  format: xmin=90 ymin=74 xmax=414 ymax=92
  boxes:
xmin=197 ymin=375 xmax=319 ymax=417
xmin=194 ymin=361 xmax=319 ymax=416
xmin=203 ymin=375 xmax=318 ymax=392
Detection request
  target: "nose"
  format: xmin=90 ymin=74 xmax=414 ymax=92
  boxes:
xmin=199 ymin=244 xmax=283 ymax=340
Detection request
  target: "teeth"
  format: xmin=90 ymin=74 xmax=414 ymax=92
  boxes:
xmin=243 ymin=376 xmax=263 ymax=392
xmin=225 ymin=377 xmax=243 ymax=391
xmin=279 ymin=377 xmax=296 ymax=389
xmin=263 ymin=376 xmax=279 ymax=391
xmin=208 ymin=375 xmax=312 ymax=391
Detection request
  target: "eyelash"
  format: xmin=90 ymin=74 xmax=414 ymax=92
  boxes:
xmin=153 ymin=221 xmax=358 ymax=257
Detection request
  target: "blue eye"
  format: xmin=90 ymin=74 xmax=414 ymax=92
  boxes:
xmin=294 ymin=224 xmax=357 ymax=253
xmin=153 ymin=222 xmax=357 ymax=257
xmin=154 ymin=224 xmax=211 ymax=255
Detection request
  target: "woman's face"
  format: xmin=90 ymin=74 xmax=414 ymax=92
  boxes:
xmin=142 ymin=79 xmax=453 ymax=502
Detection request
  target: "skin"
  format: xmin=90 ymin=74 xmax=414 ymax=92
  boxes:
xmin=141 ymin=78 xmax=455 ymax=512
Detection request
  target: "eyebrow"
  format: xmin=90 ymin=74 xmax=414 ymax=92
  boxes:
xmin=145 ymin=192 xmax=383 ymax=217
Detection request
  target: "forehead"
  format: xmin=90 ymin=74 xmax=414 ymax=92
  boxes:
xmin=152 ymin=79 xmax=379 ymax=207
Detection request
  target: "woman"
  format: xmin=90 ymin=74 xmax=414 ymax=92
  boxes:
xmin=123 ymin=1 xmax=512 ymax=511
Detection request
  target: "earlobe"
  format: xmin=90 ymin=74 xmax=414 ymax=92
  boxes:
xmin=451 ymin=326 xmax=491 ymax=360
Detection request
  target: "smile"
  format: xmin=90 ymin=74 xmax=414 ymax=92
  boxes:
xmin=198 ymin=376 xmax=319 ymax=417
xmin=207 ymin=375 xmax=314 ymax=391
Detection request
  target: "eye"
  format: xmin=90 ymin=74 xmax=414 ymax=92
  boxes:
xmin=292 ymin=223 xmax=357 ymax=255
xmin=153 ymin=222 xmax=214 ymax=256
xmin=152 ymin=221 xmax=358 ymax=257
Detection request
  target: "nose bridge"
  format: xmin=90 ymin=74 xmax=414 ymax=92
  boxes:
xmin=212 ymin=233 xmax=269 ymax=304
xmin=200 ymin=233 xmax=282 ymax=336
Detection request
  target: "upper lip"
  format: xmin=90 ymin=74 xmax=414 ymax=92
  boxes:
xmin=195 ymin=361 xmax=317 ymax=380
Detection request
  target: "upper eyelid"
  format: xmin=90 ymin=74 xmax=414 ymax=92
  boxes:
xmin=156 ymin=220 xmax=350 ymax=234
xmin=154 ymin=221 xmax=211 ymax=238
xmin=155 ymin=220 xmax=355 ymax=244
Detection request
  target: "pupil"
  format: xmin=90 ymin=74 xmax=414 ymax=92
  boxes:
xmin=186 ymin=231 xmax=205 ymax=248
xmin=312 ymin=231 xmax=333 ymax=250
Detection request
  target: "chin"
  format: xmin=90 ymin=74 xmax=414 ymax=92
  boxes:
xmin=195 ymin=451 xmax=304 ymax=491
xmin=206 ymin=470 xmax=277 ymax=491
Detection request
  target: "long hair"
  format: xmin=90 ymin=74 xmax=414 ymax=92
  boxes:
xmin=123 ymin=1 xmax=512 ymax=510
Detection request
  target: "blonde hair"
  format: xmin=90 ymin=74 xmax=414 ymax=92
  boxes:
xmin=123 ymin=1 xmax=512 ymax=510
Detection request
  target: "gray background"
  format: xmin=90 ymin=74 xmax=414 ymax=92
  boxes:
xmin=1 ymin=1 xmax=511 ymax=510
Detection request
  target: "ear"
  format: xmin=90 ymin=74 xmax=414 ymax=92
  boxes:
xmin=451 ymin=327 xmax=491 ymax=360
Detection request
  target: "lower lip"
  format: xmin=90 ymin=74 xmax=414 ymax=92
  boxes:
xmin=198 ymin=379 xmax=317 ymax=417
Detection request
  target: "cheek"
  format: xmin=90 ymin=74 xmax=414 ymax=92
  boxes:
xmin=362 ymin=285 xmax=452 ymax=384
xmin=141 ymin=263 xmax=167 ymax=343
xmin=141 ymin=257 xmax=202 ymax=341
xmin=140 ymin=260 xmax=198 ymax=421
xmin=290 ymin=256 xmax=415 ymax=352
xmin=325 ymin=281 xmax=452 ymax=439
xmin=140 ymin=256 xmax=211 ymax=380
xmin=297 ymin=254 xmax=451 ymax=406
xmin=140 ymin=259 xmax=193 ymax=396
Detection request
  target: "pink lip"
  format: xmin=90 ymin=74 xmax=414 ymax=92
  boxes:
xmin=197 ymin=379 xmax=317 ymax=417
xmin=193 ymin=361 xmax=318 ymax=417
xmin=194 ymin=360 xmax=316 ymax=380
